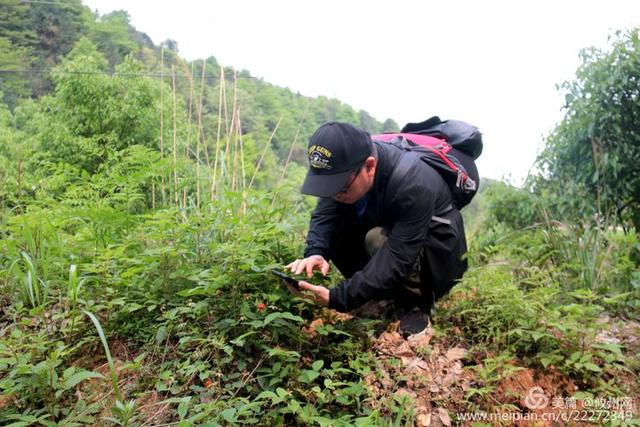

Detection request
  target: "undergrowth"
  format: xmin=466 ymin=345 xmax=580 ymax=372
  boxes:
xmin=1 ymin=190 xmax=639 ymax=425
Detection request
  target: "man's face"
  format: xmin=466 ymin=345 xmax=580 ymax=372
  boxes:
xmin=332 ymin=157 xmax=376 ymax=204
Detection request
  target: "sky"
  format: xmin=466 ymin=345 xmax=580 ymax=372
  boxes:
xmin=82 ymin=0 xmax=640 ymax=185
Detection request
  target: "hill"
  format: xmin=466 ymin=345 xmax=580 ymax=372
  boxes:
xmin=0 ymin=3 xmax=638 ymax=425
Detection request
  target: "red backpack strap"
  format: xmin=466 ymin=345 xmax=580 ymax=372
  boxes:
xmin=372 ymin=133 xmax=463 ymax=179
xmin=372 ymin=133 xmax=451 ymax=153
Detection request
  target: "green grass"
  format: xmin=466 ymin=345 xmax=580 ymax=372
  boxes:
xmin=0 ymin=188 xmax=638 ymax=425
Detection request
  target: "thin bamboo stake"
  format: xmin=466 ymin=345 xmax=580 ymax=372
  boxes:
xmin=231 ymin=71 xmax=239 ymax=190
xmin=195 ymin=60 xmax=207 ymax=209
xmin=196 ymin=62 xmax=211 ymax=201
xmin=211 ymin=65 xmax=225 ymax=199
xmin=240 ymin=114 xmax=246 ymax=193
xmin=279 ymin=101 xmax=310 ymax=186
xmin=237 ymin=109 xmax=247 ymax=214
xmin=220 ymin=68 xmax=231 ymax=191
xmin=236 ymin=109 xmax=247 ymax=192
xmin=222 ymin=71 xmax=237 ymax=191
xmin=248 ymin=114 xmax=283 ymax=190
xmin=182 ymin=61 xmax=195 ymax=208
xmin=232 ymin=110 xmax=240 ymax=191
xmin=171 ymin=65 xmax=178 ymax=206
xmin=159 ymin=47 xmax=166 ymax=206
xmin=200 ymin=82 xmax=211 ymax=173
xmin=221 ymin=67 xmax=230 ymax=137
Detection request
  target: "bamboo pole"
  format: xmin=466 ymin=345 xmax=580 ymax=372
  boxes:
xmin=211 ymin=65 xmax=225 ymax=198
xmin=232 ymin=71 xmax=239 ymax=190
xmin=182 ymin=61 xmax=195 ymax=208
xmin=200 ymin=73 xmax=211 ymax=173
xmin=221 ymin=67 xmax=230 ymax=137
xmin=232 ymin=109 xmax=239 ymax=191
xmin=159 ymin=47 xmax=166 ymax=206
xmin=221 ymin=68 xmax=231 ymax=190
xmin=278 ymin=101 xmax=309 ymax=186
xmin=232 ymin=108 xmax=246 ymax=194
xmin=237 ymin=109 xmax=247 ymax=215
xmin=222 ymin=71 xmax=237 ymax=192
xmin=171 ymin=65 xmax=178 ymax=206
xmin=248 ymin=114 xmax=283 ymax=190
xmin=195 ymin=60 xmax=207 ymax=209
xmin=196 ymin=62 xmax=211 ymax=202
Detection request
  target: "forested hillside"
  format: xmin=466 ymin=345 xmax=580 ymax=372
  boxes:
xmin=0 ymin=0 xmax=397 ymax=194
xmin=0 ymin=2 xmax=638 ymax=425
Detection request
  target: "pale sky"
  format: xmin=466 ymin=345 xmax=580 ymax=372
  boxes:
xmin=83 ymin=0 xmax=639 ymax=185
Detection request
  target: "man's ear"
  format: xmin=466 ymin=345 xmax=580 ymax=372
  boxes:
xmin=365 ymin=156 xmax=377 ymax=175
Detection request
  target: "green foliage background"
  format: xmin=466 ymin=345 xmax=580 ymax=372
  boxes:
xmin=533 ymin=29 xmax=640 ymax=231
xmin=0 ymin=2 xmax=638 ymax=425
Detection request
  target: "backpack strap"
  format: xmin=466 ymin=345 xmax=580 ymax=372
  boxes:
xmin=389 ymin=152 xmax=454 ymax=218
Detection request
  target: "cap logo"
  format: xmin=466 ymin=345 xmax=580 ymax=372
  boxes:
xmin=308 ymin=144 xmax=333 ymax=170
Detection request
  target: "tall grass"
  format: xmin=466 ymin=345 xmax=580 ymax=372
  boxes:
xmin=9 ymin=251 xmax=49 ymax=310
xmin=83 ymin=310 xmax=122 ymax=401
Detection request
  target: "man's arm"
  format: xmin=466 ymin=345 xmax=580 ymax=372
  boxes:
xmin=286 ymin=197 xmax=342 ymax=278
xmin=329 ymin=176 xmax=436 ymax=312
xmin=303 ymin=197 xmax=342 ymax=259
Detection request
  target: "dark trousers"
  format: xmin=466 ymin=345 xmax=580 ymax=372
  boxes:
xmin=327 ymin=208 xmax=468 ymax=311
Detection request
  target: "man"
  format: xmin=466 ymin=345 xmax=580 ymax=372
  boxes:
xmin=287 ymin=121 xmax=470 ymax=337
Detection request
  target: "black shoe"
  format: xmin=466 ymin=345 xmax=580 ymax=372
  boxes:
xmin=398 ymin=308 xmax=431 ymax=338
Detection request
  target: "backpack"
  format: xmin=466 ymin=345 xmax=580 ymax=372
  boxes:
xmin=371 ymin=116 xmax=482 ymax=209
xmin=401 ymin=116 xmax=483 ymax=160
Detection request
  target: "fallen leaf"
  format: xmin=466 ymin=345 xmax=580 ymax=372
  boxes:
xmin=445 ymin=347 xmax=466 ymax=362
xmin=437 ymin=408 xmax=451 ymax=426
xmin=394 ymin=341 xmax=415 ymax=358
xmin=394 ymin=387 xmax=416 ymax=400
xmin=450 ymin=362 xmax=462 ymax=374
xmin=378 ymin=331 xmax=403 ymax=345
xmin=417 ymin=413 xmax=431 ymax=426
xmin=408 ymin=332 xmax=432 ymax=350
xmin=0 ymin=394 xmax=12 ymax=411
xmin=405 ymin=358 xmax=429 ymax=371
xmin=309 ymin=318 xmax=323 ymax=328
xmin=327 ymin=311 xmax=353 ymax=322
xmin=442 ymin=372 xmax=457 ymax=386
xmin=302 ymin=318 xmax=324 ymax=338
xmin=416 ymin=404 xmax=430 ymax=414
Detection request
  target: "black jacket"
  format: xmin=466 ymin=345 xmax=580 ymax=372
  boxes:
xmin=304 ymin=141 xmax=463 ymax=312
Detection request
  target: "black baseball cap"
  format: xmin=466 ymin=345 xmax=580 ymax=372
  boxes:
xmin=301 ymin=122 xmax=372 ymax=197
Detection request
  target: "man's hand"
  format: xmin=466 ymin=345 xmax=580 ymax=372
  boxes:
xmin=286 ymin=255 xmax=330 ymax=278
xmin=298 ymin=281 xmax=329 ymax=307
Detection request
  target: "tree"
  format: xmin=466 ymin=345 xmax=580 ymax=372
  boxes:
xmin=28 ymin=0 xmax=87 ymax=61
xmin=382 ymin=118 xmax=399 ymax=132
xmin=358 ymin=110 xmax=376 ymax=133
xmin=88 ymin=10 xmax=138 ymax=67
xmin=28 ymin=0 xmax=89 ymax=94
xmin=160 ymin=39 xmax=178 ymax=52
xmin=0 ymin=0 xmax=37 ymax=48
xmin=41 ymin=38 xmax=165 ymax=174
xmin=534 ymin=29 xmax=640 ymax=231
xmin=0 ymin=37 xmax=32 ymax=108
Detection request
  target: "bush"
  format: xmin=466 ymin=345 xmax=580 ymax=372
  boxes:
xmin=484 ymin=182 xmax=545 ymax=230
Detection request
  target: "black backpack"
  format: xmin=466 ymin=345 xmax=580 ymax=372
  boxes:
xmin=401 ymin=116 xmax=483 ymax=160
xmin=372 ymin=116 xmax=482 ymax=209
